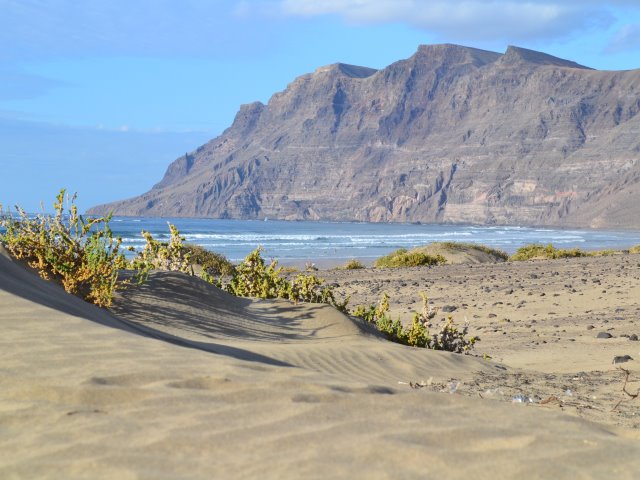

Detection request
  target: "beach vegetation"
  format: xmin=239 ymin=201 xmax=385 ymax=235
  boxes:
xmin=630 ymin=245 xmax=640 ymax=254
xmin=374 ymin=248 xmax=446 ymax=268
xmin=1 ymin=191 xmax=472 ymax=352
xmin=184 ymin=243 xmax=235 ymax=277
xmin=130 ymin=224 xmax=193 ymax=281
xmin=221 ymin=247 xmax=350 ymax=312
xmin=352 ymin=292 xmax=478 ymax=353
xmin=0 ymin=189 xmax=128 ymax=307
xmin=335 ymin=259 xmax=366 ymax=270
xmin=510 ymin=243 xmax=588 ymax=261
xmin=589 ymin=249 xmax=617 ymax=257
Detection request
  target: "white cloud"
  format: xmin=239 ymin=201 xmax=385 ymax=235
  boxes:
xmin=276 ymin=0 xmax=624 ymax=42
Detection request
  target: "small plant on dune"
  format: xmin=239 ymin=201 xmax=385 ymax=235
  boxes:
xmin=335 ymin=259 xmax=366 ymax=270
xmin=225 ymin=247 xmax=289 ymax=298
xmin=510 ymin=243 xmax=588 ymax=261
xmin=289 ymin=273 xmax=349 ymax=311
xmin=630 ymin=245 xmax=640 ymax=254
xmin=352 ymin=292 xmax=478 ymax=353
xmin=130 ymin=223 xmax=192 ymax=281
xmin=222 ymin=247 xmax=350 ymax=312
xmin=0 ymin=189 xmax=127 ymax=307
xmin=374 ymin=248 xmax=446 ymax=268
xmin=430 ymin=317 xmax=478 ymax=353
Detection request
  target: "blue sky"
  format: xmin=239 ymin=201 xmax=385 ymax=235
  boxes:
xmin=2 ymin=0 xmax=640 ymax=212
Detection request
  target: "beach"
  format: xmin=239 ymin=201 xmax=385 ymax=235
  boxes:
xmin=1 ymin=247 xmax=640 ymax=478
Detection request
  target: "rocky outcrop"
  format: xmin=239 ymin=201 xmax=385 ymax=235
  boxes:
xmin=88 ymin=44 xmax=640 ymax=228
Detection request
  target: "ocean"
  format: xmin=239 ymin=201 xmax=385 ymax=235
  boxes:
xmin=108 ymin=217 xmax=640 ymax=266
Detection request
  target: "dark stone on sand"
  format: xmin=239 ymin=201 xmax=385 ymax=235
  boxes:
xmin=441 ymin=305 xmax=457 ymax=313
xmin=629 ymin=334 xmax=638 ymax=341
xmin=612 ymin=355 xmax=633 ymax=364
xmin=597 ymin=332 xmax=613 ymax=339
xmin=586 ymin=325 xmax=595 ymax=330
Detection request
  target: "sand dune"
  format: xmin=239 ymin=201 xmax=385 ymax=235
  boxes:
xmin=1 ymin=251 xmax=640 ymax=479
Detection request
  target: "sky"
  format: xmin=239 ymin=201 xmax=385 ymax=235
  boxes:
xmin=2 ymin=0 xmax=640 ymax=213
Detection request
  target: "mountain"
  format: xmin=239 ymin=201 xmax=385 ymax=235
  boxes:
xmin=88 ymin=44 xmax=640 ymax=228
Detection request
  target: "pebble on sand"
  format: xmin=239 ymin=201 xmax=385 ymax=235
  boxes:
xmin=612 ymin=355 xmax=634 ymax=364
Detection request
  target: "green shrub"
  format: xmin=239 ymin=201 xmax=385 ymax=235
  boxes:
xmin=335 ymin=259 xmax=366 ymax=270
xmin=184 ymin=244 xmax=235 ymax=277
xmin=510 ymin=243 xmax=588 ymax=261
xmin=130 ymin=224 xmax=192 ymax=281
xmin=221 ymin=247 xmax=350 ymax=312
xmin=0 ymin=189 xmax=127 ymax=307
xmin=225 ymin=247 xmax=287 ymax=298
xmin=374 ymin=248 xmax=446 ymax=268
xmin=352 ymin=292 xmax=478 ymax=353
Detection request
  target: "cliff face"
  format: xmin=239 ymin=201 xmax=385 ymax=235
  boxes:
xmin=88 ymin=44 xmax=640 ymax=228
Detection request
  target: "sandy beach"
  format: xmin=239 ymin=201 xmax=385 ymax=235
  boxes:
xmin=1 ymin=247 xmax=640 ymax=478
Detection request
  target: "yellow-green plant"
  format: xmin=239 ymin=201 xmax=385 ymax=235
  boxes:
xmin=630 ymin=245 xmax=640 ymax=254
xmin=510 ymin=243 xmax=588 ymax=261
xmin=225 ymin=247 xmax=288 ymax=298
xmin=130 ymin=223 xmax=192 ymax=281
xmin=374 ymin=248 xmax=446 ymax=268
xmin=352 ymin=292 xmax=478 ymax=353
xmin=0 ymin=189 xmax=127 ymax=307
xmin=222 ymin=247 xmax=349 ymax=312
xmin=335 ymin=259 xmax=366 ymax=270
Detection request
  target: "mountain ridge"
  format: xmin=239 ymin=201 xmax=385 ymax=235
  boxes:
xmin=88 ymin=44 xmax=640 ymax=229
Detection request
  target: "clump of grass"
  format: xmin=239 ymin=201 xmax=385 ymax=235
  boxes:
xmin=0 ymin=189 xmax=128 ymax=307
xmin=436 ymin=241 xmax=509 ymax=261
xmin=335 ymin=259 xmax=366 ymax=270
xmin=352 ymin=292 xmax=478 ymax=353
xmin=630 ymin=245 xmax=640 ymax=254
xmin=374 ymin=248 xmax=446 ymax=268
xmin=510 ymin=243 xmax=588 ymax=261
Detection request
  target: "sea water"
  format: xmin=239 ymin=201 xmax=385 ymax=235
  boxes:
xmin=108 ymin=217 xmax=640 ymax=265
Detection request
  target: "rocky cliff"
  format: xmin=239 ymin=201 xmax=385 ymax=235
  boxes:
xmin=88 ymin=44 xmax=640 ymax=228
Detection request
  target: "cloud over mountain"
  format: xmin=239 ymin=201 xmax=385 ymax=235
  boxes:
xmin=278 ymin=0 xmax=620 ymax=42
